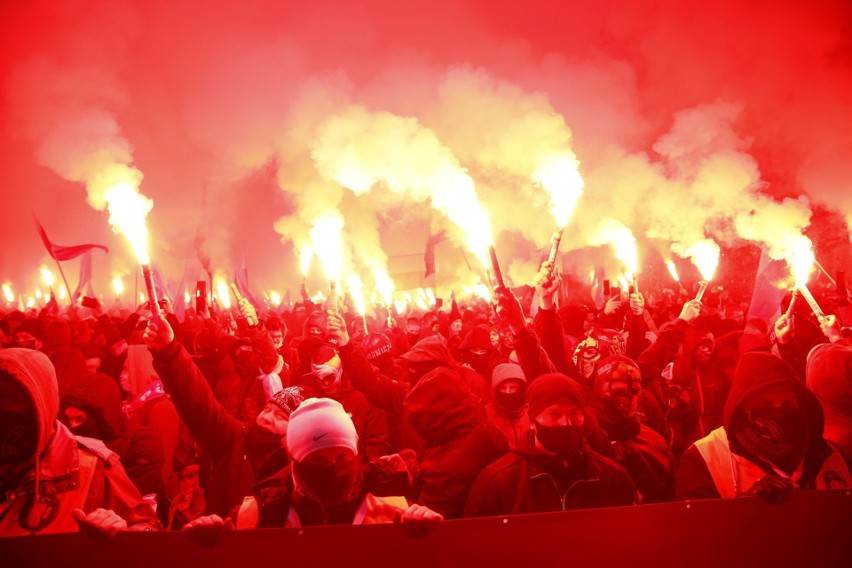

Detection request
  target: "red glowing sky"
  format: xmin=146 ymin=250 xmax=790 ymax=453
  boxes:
xmin=1 ymin=0 xmax=851 ymax=297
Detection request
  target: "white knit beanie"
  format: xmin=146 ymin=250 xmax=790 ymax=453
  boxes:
xmin=286 ymin=398 xmax=359 ymax=462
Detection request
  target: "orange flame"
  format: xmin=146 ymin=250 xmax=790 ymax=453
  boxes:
xmin=3 ymin=283 xmax=15 ymax=303
xmin=299 ymin=244 xmax=314 ymax=276
xmin=532 ymin=153 xmax=584 ymax=228
xmin=309 ymin=214 xmax=345 ymax=288
xmin=608 ymin=224 xmax=638 ymax=277
xmin=786 ymin=235 xmax=815 ymax=288
xmin=104 ymin=181 xmax=154 ymax=265
xmin=112 ymin=275 xmax=124 ymax=297
xmin=40 ymin=266 xmax=55 ymax=288
xmin=373 ymin=268 xmax=395 ymax=307
xmin=680 ymin=240 xmax=720 ymax=281
xmin=348 ymin=274 xmax=367 ymax=316
xmin=666 ymin=261 xmax=680 ymax=282
xmin=216 ymin=279 xmax=231 ymax=309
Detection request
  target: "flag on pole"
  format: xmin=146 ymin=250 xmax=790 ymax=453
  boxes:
xmin=35 ymin=218 xmax=108 ymax=261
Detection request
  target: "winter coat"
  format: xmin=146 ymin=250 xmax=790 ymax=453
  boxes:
xmin=404 ymin=368 xmax=509 ymax=518
xmin=61 ymin=372 xmax=166 ymax=499
xmin=0 ymin=348 xmax=160 ymax=536
xmin=463 ymin=434 xmax=638 ymax=517
xmin=150 ymin=340 xmax=287 ymax=517
xmin=677 ymin=351 xmax=852 ymax=500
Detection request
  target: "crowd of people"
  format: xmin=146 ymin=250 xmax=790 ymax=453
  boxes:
xmin=1 ymin=259 xmax=851 ymax=543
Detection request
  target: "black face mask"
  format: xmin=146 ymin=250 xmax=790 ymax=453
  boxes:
xmin=293 ymin=458 xmax=360 ymax=506
xmin=733 ymin=407 xmax=806 ymax=468
xmin=0 ymin=410 xmax=38 ymax=464
xmin=69 ymin=420 xmax=102 ymax=440
xmin=534 ymin=421 xmax=583 ymax=458
xmin=494 ymin=390 xmax=525 ymax=414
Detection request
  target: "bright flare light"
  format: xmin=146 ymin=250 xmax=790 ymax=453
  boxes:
xmin=309 ymin=214 xmax=345 ymax=288
xmin=104 ymin=182 xmax=154 ymax=265
xmin=373 ymin=268 xmax=395 ymax=307
xmin=608 ymin=224 xmax=638 ymax=277
xmin=2 ymin=283 xmax=14 ymax=303
xmin=216 ymin=280 xmax=231 ymax=309
xmin=112 ymin=276 xmax=125 ymax=297
xmin=666 ymin=261 xmax=680 ymax=282
xmin=786 ymin=235 xmax=815 ymax=288
xmin=184 ymin=291 xmax=191 ymax=305
xmin=682 ymin=240 xmax=720 ymax=281
xmin=40 ymin=266 xmax=55 ymax=288
xmin=348 ymin=274 xmax=366 ymax=316
xmin=299 ymin=244 xmax=314 ymax=276
xmin=58 ymin=287 xmax=67 ymax=300
xmin=270 ymin=291 xmax=282 ymax=306
xmin=532 ymin=153 xmax=584 ymax=228
xmin=26 ymin=297 xmax=35 ymax=308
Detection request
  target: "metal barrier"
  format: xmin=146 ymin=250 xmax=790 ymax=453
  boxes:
xmin=3 ymin=490 xmax=851 ymax=568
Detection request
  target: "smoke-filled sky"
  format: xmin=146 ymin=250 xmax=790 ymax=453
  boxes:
xmin=1 ymin=0 xmax=851 ymax=300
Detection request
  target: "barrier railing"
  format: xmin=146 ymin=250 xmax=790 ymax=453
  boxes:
xmin=3 ymin=490 xmax=851 ymax=568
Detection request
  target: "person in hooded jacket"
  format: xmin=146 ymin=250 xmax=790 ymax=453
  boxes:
xmin=484 ymin=363 xmax=530 ymax=450
xmin=142 ymin=314 xmax=309 ymax=518
xmin=0 ymin=348 xmax=160 ymax=538
xmin=806 ymin=340 xmax=852 ymax=468
xmin=404 ymin=364 xmax=509 ymax=519
xmin=677 ymin=351 xmax=852 ymax=501
xmin=464 ymin=373 xmax=638 ymax=517
xmin=589 ymin=355 xmax=675 ymax=502
xmin=60 ymin=372 xmax=167 ymax=515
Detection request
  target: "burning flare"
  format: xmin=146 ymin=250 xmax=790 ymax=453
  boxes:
xmin=104 ymin=181 xmax=154 ymax=265
xmin=299 ymin=244 xmax=314 ymax=277
xmin=786 ymin=235 xmax=815 ymax=288
xmin=309 ymin=214 xmax=345 ymax=289
xmin=682 ymin=239 xmax=720 ymax=281
xmin=40 ymin=266 xmax=55 ymax=288
xmin=532 ymin=153 xmax=584 ymax=228
xmin=216 ymin=279 xmax=231 ymax=309
xmin=666 ymin=261 xmax=680 ymax=282
xmin=112 ymin=275 xmax=124 ymax=297
xmin=3 ymin=283 xmax=14 ymax=303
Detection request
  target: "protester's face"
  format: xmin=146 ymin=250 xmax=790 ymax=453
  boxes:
xmin=489 ymin=330 xmax=500 ymax=349
xmin=270 ymin=331 xmax=285 ymax=350
xmin=306 ymin=325 xmax=323 ymax=338
xmin=84 ymin=357 xmax=101 ymax=374
xmin=313 ymin=364 xmax=343 ymax=396
xmin=11 ymin=332 xmax=40 ymax=351
xmin=0 ymin=378 xmax=38 ymax=469
xmin=532 ymin=401 xmax=585 ymax=457
xmin=255 ymin=402 xmax=289 ymax=437
xmin=293 ymin=446 xmax=360 ymax=507
xmin=596 ymin=363 xmax=642 ymax=420
xmin=450 ymin=320 xmax=463 ymax=334
xmin=63 ymin=405 xmax=89 ymax=430
xmin=405 ymin=323 xmax=420 ymax=340
xmin=498 ymin=379 xmax=523 ymax=395
xmin=735 ymin=383 xmax=806 ymax=471
xmin=694 ymin=339 xmax=714 ymax=366
xmin=534 ymin=401 xmax=585 ymax=428
xmin=573 ymin=338 xmax=601 ymax=379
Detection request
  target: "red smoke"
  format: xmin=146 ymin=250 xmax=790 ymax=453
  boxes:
xmin=1 ymin=0 xmax=850 ymax=295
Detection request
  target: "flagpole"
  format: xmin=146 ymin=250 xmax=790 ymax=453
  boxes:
xmin=43 ymin=240 xmax=73 ymax=305
xmin=52 ymin=256 xmax=73 ymax=305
